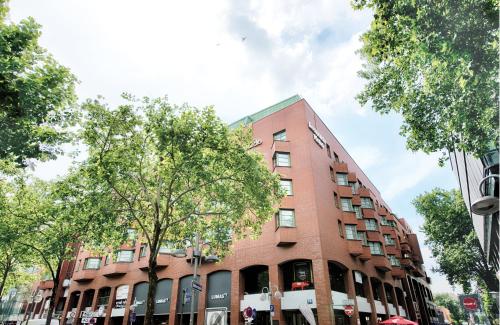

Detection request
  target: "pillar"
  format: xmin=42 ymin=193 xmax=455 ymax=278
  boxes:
xmin=230 ymin=270 xmax=242 ymax=325
xmin=346 ymin=270 xmax=358 ymax=325
xmin=121 ymin=284 xmax=134 ymax=325
xmin=269 ymin=264 xmax=283 ymax=324
xmin=364 ymin=277 xmax=378 ymax=324
xmin=196 ymin=273 xmax=208 ymax=325
xmin=312 ymin=259 xmax=334 ymax=325
xmin=168 ymin=278 xmax=179 ymax=325
xmin=103 ymin=286 xmax=116 ymax=325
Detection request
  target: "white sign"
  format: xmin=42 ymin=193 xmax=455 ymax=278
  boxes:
xmin=299 ymin=304 xmax=316 ymax=325
xmin=80 ymin=311 xmax=99 ymax=318
xmin=156 ymin=298 xmax=169 ymax=304
xmin=205 ymin=307 xmax=227 ymax=325
xmin=249 ymin=139 xmax=263 ymax=149
xmin=116 ymin=285 xmax=129 ymax=300
xmin=210 ymin=293 xmax=228 ymax=300
xmin=308 ymin=122 xmax=326 ymax=148
xmin=354 ymin=271 xmax=363 ymax=284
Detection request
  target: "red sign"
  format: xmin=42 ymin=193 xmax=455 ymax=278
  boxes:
xmin=344 ymin=305 xmax=354 ymax=317
xmin=463 ymin=297 xmax=478 ymax=311
xmin=243 ymin=307 xmax=253 ymax=318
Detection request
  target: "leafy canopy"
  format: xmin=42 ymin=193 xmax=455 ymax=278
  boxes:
xmin=0 ymin=0 xmax=77 ymax=168
xmin=353 ymin=0 xmax=499 ymax=162
xmin=433 ymin=293 xmax=466 ymax=324
xmin=413 ymin=188 xmax=498 ymax=292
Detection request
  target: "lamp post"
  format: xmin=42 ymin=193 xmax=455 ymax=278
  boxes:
xmin=260 ymin=283 xmax=282 ymax=325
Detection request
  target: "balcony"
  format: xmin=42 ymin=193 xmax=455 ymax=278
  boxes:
xmin=138 ymin=254 xmax=171 ymax=271
xmin=271 ymin=140 xmax=291 ymax=154
xmin=338 ymin=186 xmax=353 ymax=198
xmin=362 ymin=208 xmax=376 ymax=218
xmin=281 ymin=289 xmax=316 ymax=310
xmin=356 ymin=219 xmax=367 ymax=231
xmin=347 ymin=240 xmax=363 ymax=257
xmin=352 ymin=196 xmax=361 ymax=206
xmin=342 ymin=212 xmax=358 ymax=224
xmin=385 ymin=246 xmax=399 ymax=256
xmin=391 ymin=267 xmax=405 ymax=278
xmin=400 ymin=243 xmax=411 ymax=252
xmin=359 ymin=246 xmax=371 ymax=261
xmin=102 ymin=263 xmax=129 ymax=277
xmin=413 ymin=267 xmax=426 ymax=278
xmin=240 ymin=293 xmax=270 ymax=311
xmin=372 ymin=256 xmax=391 ymax=272
xmin=38 ymin=280 xmax=54 ymax=290
xmin=73 ymin=269 xmax=98 ymax=282
xmin=275 ymin=227 xmax=298 ymax=247
xmin=380 ymin=225 xmax=394 ymax=235
xmin=347 ymin=172 xmax=357 ymax=183
xmin=332 ymin=161 xmax=348 ymax=173
xmin=367 ymin=231 xmax=383 ymax=242
xmin=358 ymin=187 xmax=370 ymax=197
xmin=400 ymin=258 xmax=415 ymax=270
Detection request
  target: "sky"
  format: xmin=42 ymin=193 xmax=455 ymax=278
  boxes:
xmin=9 ymin=0 xmax=461 ymax=294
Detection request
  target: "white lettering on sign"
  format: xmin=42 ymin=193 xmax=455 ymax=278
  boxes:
xmin=80 ymin=311 xmax=99 ymax=318
xmin=249 ymin=139 xmax=263 ymax=149
xmin=135 ymin=300 xmax=145 ymax=305
xmin=308 ymin=122 xmax=326 ymax=148
xmin=155 ymin=298 xmax=169 ymax=304
xmin=210 ymin=293 xmax=228 ymax=300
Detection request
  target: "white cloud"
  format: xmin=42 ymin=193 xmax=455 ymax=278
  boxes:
xmin=348 ymin=145 xmax=385 ymax=170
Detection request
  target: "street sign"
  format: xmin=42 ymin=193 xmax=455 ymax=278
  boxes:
xmin=243 ymin=307 xmax=253 ymax=319
xmin=344 ymin=305 xmax=354 ymax=317
xmin=463 ymin=297 xmax=478 ymax=311
xmin=192 ymin=281 xmax=203 ymax=292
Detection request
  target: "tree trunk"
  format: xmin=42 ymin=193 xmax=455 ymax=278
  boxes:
xmin=45 ymin=259 xmax=62 ymax=325
xmin=0 ymin=259 xmax=11 ymax=302
xmin=144 ymin=257 xmax=158 ymax=325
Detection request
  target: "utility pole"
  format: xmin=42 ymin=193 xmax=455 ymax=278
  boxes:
xmin=189 ymin=233 xmax=200 ymax=325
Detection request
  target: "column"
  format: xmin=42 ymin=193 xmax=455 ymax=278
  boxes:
xmin=269 ymin=264 xmax=283 ymax=325
xmin=312 ymin=259 xmax=333 ymax=325
xmin=391 ymin=286 xmax=400 ymax=316
xmin=401 ymin=277 xmax=417 ymax=321
xmin=230 ymin=270 xmax=242 ymax=325
xmin=103 ymin=286 xmax=116 ymax=325
xmin=196 ymin=273 xmax=207 ymax=325
xmin=73 ymin=292 xmax=85 ymax=325
xmin=346 ymin=270 xmax=358 ymax=325
xmin=168 ymin=278 xmax=179 ymax=325
xmin=121 ymin=285 xmax=134 ymax=325
xmin=365 ymin=278 xmax=378 ymax=324
xmin=60 ymin=292 xmax=73 ymax=325
xmin=378 ymin=282 xmax=389 ymax=319
xmin=90 ymin=290 xmax=99 ymax=311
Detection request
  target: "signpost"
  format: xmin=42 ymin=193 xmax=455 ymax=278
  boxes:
xmin=192 ymin=281 xmax=203 ymax=292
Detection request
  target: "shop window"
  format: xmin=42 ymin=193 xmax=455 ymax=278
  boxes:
xmin=364 ymin=219 xmax=378 ymax=231
xmin=97 ymin=287 xmax=111 ymax=307
xmin=361 ymin=197 xmax=374 ymax=209
xmin=83 ymin=258 xmax=101 ymax=270
xmin=274 ymin=152 xmax=291 ymax=167
xmin=345 ymin=224 xmax=358 ymax=240
xmin=115 ymin=250 xmax=134 ymax=262
xmin=280 ymin=179 xmax=293 ymax=196
xmin=368 ymin=242 xmax=383 ymax=255
xmin=281 ymin=260 xmax=314 ymax=291
xmin=336 ymin=173 xmax=348 ymax=186
xmin=371 ymin=280 xmax=382 ymax=300
xmin=276 ymin=209 xmax=295 ymax=228
xmin=340 ymin=198 xmax=354 ymax=212
xmin=353 ymin=206 xmax=362 ymax=219
xmin=273 ymin=129 xmax=286 ymax=141
xmin=384 ymin=284 xmax=395 ymax=304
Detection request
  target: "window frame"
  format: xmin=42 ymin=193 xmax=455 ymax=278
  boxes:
xmin=340 ymin=198 xmax=354 ymax=212
xmin=368 ymin=241 xmax=384 ymax=255
xmin=276 ymin=209 xmax=296 ymax=228
xmin=115 ymin=250 xmax=134 ymax=263
xmin=273 ymin=129 xmax=287 ymax=141
xmin=279 ymin=179 xmax=293 ymax=196
xmin=336 ymin=173 xmax=348 ymax=186
xmin=83 ymin=257 xmax=101 ymax=270
xmin=361 ymin=197 xmax=374 ymax=209
xmin=384 ymin=234 xmax=395 ymax=246
xmin=364 ymin=219 xmax=378 ymax=231
xmin=274 ymin=152 xmax=291 ymax=167
xmin=353 ymin=205 xmax=362 ymax=219
xmin=345 ymin=224 xmax=358 ymax=240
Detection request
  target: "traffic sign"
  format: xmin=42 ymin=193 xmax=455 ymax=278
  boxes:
xmin=243 ymin=307 xmax=253 ymax=319
xmin=344 ymin=305 xmax=354 ymax=317
xmin=463 ymin=297 xmax=478 ymax=311
xmin=192 ymin=281 xmax=202 ymax=292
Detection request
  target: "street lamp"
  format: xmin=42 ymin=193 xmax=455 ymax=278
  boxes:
xmin=260 ymin=283 xmax=282 ymax=325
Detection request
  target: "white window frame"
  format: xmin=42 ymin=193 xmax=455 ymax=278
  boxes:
xmin=336 ymin=173 xmax=348 ymax=186
xmin=277 ymin=209 xmax=295 ymax=228
xmin=84 ymin=258 xmax=101 ymax=270
xmin=345 ymin=224 xmax=358 ymax=240
xmin=340 ymin=198 xmax=354 ymax=212
xmin=274 ymin=152 xmax=291 ymax=167
xmin=368 ymin=242 xmax=384 ymax=255
xmin=115 ymin=250 xmax=134 ymax=263
xmin=280 ymin=179 xmax=293 ymax=196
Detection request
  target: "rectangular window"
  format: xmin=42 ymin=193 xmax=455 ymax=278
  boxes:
xmin=326 ymin=144 xmax=331 ymax=158
xmin=338 ymin=220 xmax=344 ymax=238
xmin=336 ymin=173 xmax=348 ymax=186
xmin=380 ymin=216 xmax=389 ymax=226
xmin=274 ymin=152 xmax=291 ymax=167
xmin=280 ymin=179 xmax=293 ymax=196
xmin=349 ymin=182 xmax=358 ymax=194
xmin=126 ymin=228 xmax=137 ymax=241
xmin=345 ymin=224 xmax=358 ymax=240
xmin=361 ymin=197 xmax=374 ymax=209
xmin=115 ymin=250 xmax=134 ymax=262
xmin=329 ymin=167 xmax=335 ymax=181
xmin=364 ymin=219 xmax=378 ymax=231
xmin=104 ymin=255 xmax=111 ymax=265
xmin=384 ymin=234 xmax=395 ymax=246
xmin=334 ymin=192 xmax=339 ymax=208
xmin=158 ymin=241 xmax=174 ymax=254
xmin=139 ymin=244 xmax=147 ymax=258
xmin=389 ymin=220 xmax=397 ymax=228
xmin=277 ymin=209 xmax=295 ymax=228
xmin=357 ymin=231 xmax=368 ymax=245
xmin=273 ymin=129 xmax=286 ymax=141
xmin=84 ymin=258 xmax=101 ymax=270
xmin=368 ymin=242 xmax=383 ymax=255
xmin=340 ymin=198 xmax=354 ymax=212
xmin=334 ymin=152 xmax=339 ymax=162
xmin=388 ymin=255 xmax=400 ymax=266
xmin=353 ymin=206 xmax=362 ymax=219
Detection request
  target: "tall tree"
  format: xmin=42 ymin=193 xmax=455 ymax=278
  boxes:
xmin=9 ymin=171 xmax=116 ymax=325
xmin=0 ymin=0 xmax=77 ymax=168
xmin=433 ymin=293 xmax=466 ymax=324
xmin=81 ymin=95 xmax=282 ymax=325
xmin=353 ymin=0 xmax=498 ymax=163
xmin=413 ymin=188 xmax=498 ymax=292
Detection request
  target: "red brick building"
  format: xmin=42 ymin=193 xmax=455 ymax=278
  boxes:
xmin=29 ymin=96 xmax=439 ymax=325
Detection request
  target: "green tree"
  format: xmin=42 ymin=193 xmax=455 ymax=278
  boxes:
xmin=413 ymin=188 xmax=498 ymax=293
xmin=353 ymin=0 xmax=498 ymax=162
xmin=433 ymin=293 xmax=466 ymax=324
xmin=0 ymin=0 xmax=77 ymax=168
xmin=9 ymin=171 xmax=116 ymax=325
xmin=81 ymin=95 xmax=283 ymax=325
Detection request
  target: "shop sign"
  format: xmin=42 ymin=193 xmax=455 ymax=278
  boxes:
xmin=308 ymin=122 xmax=326 ymax=148
xmin=205 ymin=307 xmax=227 ymax=325
xmin=155 ymin=298 xmax=169 ymax=304
xmin=80 ymin=311 xmax=99 ymax=318
xmin=81 ymin=318 xmax=96 ymax=324
xmin=249 ymin=139 xmax=263 ymax=149
xmin=210 ymin=293 xmax=228 ymax=300
xmin=115 ymin=299 xmax=127 ymax=309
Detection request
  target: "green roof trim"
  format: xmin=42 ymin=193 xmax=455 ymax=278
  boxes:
xmin=229 ymin=94 xmax=302 ymax=128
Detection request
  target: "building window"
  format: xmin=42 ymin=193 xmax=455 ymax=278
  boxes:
xmin=368 ymin=242 xmax=383 ymax=255
xmin=334 ymin=152 xmax=339 ymax=162
xmin=329 ymin=167 xmax=335 ymax=181
xmin=277 ymin=209 xmax=295 ymax=228
xmin=388 ymin=255 xmax=400 ymax=266
xmin=364 ymin=219 xmax=378 ymax=231
xmin=340 ymin=198 xmax=354 ymax=212
xmin=115 ymin=250 xmax=134 ymax=262
xmin=380 ymin=216 xmax=389 ymax=226
xmin=280 ymin=179 xmax=293 ymax=196
xmin=338 ymin=220 xmax=344 ymax=238
xmin=353 ymin=206 xmax=362 ymax=219
xmin=336 ymin=173 xmax=348 ymax=186
xmin=384 ymin=234 xmax=395 ymax=246
xmin=353 ymin=271 xmax=365 ymax=297
xmin=357 ymin=231 xmax=368 ymax=245
xmin=274 ymin=152 xmax=291 ymax=167
xmin=76 ymin=259 xmax=81 ymax=271
xmin=83 ymin=258 xmax=101 ymax=270
xmin=126 ymin=228 xmax=137 ymax=240
xmin=158 ymin=241 xmax=174 ymax=254
xmin=349 ymin=181 xmax=358 ymax=194
xmin=345 ymin=225 xmax=357 ymax=240
xmin=104 ymin=255 xmax=111 ymax=265
xmin=273 ymin=129 xmax=286 ymax=141
xmin=361 ymin=197 xmax=374 ymax=209
xmin=326 ymin=144 xmax=332 ymax=158
xmin=139 ymin=244 xmax=147 ymax=258
xmin=389 ymin=220 xmax=397 ymax=228
xmin=334 ymin=192 xmax=339 ymax=208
